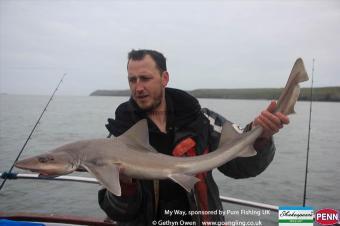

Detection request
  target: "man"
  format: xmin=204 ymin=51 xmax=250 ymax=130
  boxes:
xmin=98 ymin=49 xmax=289 ymax=225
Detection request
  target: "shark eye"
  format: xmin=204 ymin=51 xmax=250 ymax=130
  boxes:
xmin=38 ymin=155 xmax=55 ymax=163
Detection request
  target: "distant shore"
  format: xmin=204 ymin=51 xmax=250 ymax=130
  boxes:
xmin=90 ymin=86 xmax=340 ymax=102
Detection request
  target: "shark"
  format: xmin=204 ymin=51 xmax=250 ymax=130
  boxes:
xmin=15 ymin=58 xmax=309 ymax=196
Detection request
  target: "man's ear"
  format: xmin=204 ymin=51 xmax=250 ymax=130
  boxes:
xmin=161 ymin=71 xmax=169 ymax=87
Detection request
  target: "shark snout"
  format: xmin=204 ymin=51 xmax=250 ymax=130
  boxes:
xmin=15 ymin=153 xmax=77 ymax=176
xmin=15 ymin=157 xmax=40 ymax=170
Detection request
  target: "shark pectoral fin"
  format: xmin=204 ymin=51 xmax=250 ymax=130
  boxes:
xmin=82 ymin=162 xmax=122 ymax=196
xmin=168 ymin=174 xmax=200 ymax=192
xmin=237 ymin=145 xmax=257 ymax=157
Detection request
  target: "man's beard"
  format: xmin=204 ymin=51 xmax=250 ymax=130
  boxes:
xmin=138 ymin=88 xmax=163 ymax=113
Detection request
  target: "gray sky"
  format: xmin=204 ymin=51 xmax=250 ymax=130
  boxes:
xmin=0 ymin=0 xmax=339 ymax=95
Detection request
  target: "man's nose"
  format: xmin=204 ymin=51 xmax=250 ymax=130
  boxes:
xmin=135 ymin=80 xmax=144 ymax=92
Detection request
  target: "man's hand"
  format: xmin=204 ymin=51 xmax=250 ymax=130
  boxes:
xmin=253 ymin=100 xmax=290 ymax=139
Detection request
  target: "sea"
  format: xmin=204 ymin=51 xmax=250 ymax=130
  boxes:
xmin=0 ymin=95 xmax=339 ymax=225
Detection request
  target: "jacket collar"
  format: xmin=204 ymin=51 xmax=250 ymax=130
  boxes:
xmin=128 ymin=87 xmax=201 ymax=132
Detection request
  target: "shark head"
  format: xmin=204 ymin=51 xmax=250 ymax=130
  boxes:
xmin=15 ymin=151 xmax=78 ymax=176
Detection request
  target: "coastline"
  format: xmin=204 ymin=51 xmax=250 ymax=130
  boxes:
xmin=90 ymin=86 xmax=340 ymax=102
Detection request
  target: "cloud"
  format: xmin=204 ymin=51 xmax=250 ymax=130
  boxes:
xmin=0 ymin=0 xmax=339 ymax=95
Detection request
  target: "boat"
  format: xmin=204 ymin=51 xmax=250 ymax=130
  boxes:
xmin=0 ymin=212 xmax=115 ymax=226
xmin=0 ymin=172 xmax=278 ymax=225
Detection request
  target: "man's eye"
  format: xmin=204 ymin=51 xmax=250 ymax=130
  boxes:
xmin=128 ymin=78 xmax=136 ymax=83
xmin=140 ymin=77 xmax=151 ymax=81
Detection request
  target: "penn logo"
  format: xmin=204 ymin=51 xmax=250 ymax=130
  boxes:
xmin=315 ymin=208 xmax=339 ymax=225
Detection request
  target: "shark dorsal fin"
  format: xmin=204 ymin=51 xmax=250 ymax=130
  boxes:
xmin=123 ymin=119 xmax=149 ymax=142
xmin=218 ymin=120 xmax=257 ymax=157
xmin=118 ymin=119 xmax=157 ymax=153
xmin=218 ymin=120 xmax=243 ymax=146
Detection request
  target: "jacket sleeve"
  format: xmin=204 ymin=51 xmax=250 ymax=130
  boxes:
xmin=201 ymin=108 xmax=276 ymax=179
xmin=98 ymin=181 xmax=143 ymax=221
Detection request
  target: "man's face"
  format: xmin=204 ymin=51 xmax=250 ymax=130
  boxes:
xmin=127 ymin=55 xmax=169 ymax=112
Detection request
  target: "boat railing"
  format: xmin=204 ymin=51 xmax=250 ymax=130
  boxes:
xmin=0 ymin=172 xmax=278 ymax=212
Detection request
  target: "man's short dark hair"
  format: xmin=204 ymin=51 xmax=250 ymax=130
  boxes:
xmin=127 ymin=49 xmax=167 ymax=73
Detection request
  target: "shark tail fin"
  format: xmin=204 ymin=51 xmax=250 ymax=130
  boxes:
xmin=293 ymin=58 xmax=309 ymax=83
xmin=276 ymin=58 xmax=309 ymax=115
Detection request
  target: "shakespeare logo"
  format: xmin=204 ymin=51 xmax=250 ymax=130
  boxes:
xmin=279 ymin=206 xmax=313 ymax=226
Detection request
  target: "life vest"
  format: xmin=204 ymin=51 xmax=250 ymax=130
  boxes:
xmin=172 ymin=137 xmax=211 ymax=223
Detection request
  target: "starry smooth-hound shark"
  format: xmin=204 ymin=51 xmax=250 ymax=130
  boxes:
xmin=15 ymin=58 xmax=309 ymax=196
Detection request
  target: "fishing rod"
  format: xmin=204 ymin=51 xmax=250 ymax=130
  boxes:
xmin=0 ymin=73 xmax=66 ymax=191
xmin=302 ymin=59 xmax=314 ymax=206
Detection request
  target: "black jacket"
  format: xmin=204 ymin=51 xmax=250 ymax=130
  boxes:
xmin=98 ymin=88 xmax=276 ymax=225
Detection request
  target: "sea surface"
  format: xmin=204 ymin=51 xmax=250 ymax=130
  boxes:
xmin=0 ymin=95 xmax=339 ymax=225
